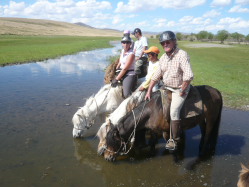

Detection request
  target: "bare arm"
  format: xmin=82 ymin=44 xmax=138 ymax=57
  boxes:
xmin=115 ymin=54 xmax=135 ymax=81
xmin=144 ymin=80 xmax=157 ymax=100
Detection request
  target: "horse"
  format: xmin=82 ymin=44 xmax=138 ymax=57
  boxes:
xmin=238 ymin=163 xmax=249 ymax=187
xmin=96 ymin=89 xmax=147 ymax=155
xmin=104 ymin=85 xmax=223 ymax=161
xmin=72 ymin=84 xmax=124 ymax=138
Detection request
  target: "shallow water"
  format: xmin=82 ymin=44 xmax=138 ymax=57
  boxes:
xmin=0 ymin=43 xmax=248 ymax=187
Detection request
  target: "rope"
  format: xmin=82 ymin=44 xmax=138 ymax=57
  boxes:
xmin=119 ymin=100 xmax=148 ymax=155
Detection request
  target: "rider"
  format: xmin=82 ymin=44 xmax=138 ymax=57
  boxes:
xmin=139 ymin=46 xmax=160 ymax=92
xmin=132 ymin=28 xmax=149 ymax=78
xmin=145 ymin=31 xmax=194 ymax=150
xmin=111 ymin=35 xmax=137 ymax=98
xmin=123 ymin=30 xmax=134 ymax=50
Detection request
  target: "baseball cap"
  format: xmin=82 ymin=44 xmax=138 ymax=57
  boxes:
xmin=144 ymin=46 xmax=160 ymax=54
xmin=132 ymin=28 xmax=141 ymax=35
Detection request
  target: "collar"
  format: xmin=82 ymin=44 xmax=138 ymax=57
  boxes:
xmin=166 ymin=47 xmax=179 ymax=60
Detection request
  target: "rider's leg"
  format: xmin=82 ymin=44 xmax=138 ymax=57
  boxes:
xmin=165 ymin=87 xmax=189 ymax=150
xmin=122 ymin=74 xmax=137 ymax=98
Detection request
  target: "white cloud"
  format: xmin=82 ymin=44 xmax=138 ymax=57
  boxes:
xmin=229 ymin=19 xmax=249 ymax=29
xmin=203 ymin=9 xmax=221 ymax=17
xmin=1 ymin=0 xmax=112 ymax=24
xmin=235 ymin=0 xmax=249 ymax=5
xmin=211 ymin=0 xmax=231 ymax=6
xmin=218 ymin=17 xmax=241 ymax=24
xmin=154 ymin=18 xmax=167 ymax=27
xmin=218 ymin=17 xmax=249 ymax=30
xmin=115 ymin=0 xmax=206 ymax=13
xmin=179 ymin=16 xmax=194 ymax=23
xmin=229 ymin=5 xmax=249 ymax=13
xmin=3 ymin=1 xmax=26 ymax=16
xmin=112 ymin=15 xmax=124 ymax=24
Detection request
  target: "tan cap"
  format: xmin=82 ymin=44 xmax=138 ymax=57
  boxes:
xmin=144 ymin=46 xmax=160 ymax=54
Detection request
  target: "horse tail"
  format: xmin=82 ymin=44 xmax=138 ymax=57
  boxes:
xmin=209 ymin=89 xmax=223 ymax=154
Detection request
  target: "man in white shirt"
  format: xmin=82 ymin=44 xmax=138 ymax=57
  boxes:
xmin=132 ymin=28 xmax=149 ymax=78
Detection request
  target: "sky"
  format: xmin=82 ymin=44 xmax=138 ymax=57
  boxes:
xmin=0 ymin=0 xmax=249 ymax=35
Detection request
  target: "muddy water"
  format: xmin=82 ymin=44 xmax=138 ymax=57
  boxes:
xmin=0 ymin=43 xmax=248 ymax=187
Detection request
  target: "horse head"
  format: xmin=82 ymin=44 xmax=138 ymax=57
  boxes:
xmin=237 ymin=163 xmax=249 ymax=187
xmin=104 ymin=124 xmax=123 ymax=161
xmin=72 ymin=106 xmax=93 ymax=138
xmin=72 ymin=84 xmax=124 ymax=138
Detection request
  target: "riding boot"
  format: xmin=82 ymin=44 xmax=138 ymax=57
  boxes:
xmin=165 ymin=120 xmax=181 ymax=150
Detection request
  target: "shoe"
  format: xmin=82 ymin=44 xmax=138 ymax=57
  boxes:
xmin=165 ymin=139 xmax=177 ymax=150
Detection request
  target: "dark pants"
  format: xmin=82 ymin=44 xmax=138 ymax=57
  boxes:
xmin=122 ymin=74 xmax=137 ymax=98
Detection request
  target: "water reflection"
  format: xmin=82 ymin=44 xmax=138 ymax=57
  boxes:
xmin=36 ymin=47 xmax=119 ymax=75
xmin=0 ymin=41 xmax=249 ymax=187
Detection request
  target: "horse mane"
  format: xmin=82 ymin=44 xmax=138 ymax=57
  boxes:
xmin=117 ymin=90 xmax=161 ymax=132
xmin=104 ymin=58 xmax=119 ymax=84
xmin=84 ymin=84 xmax=112 ymax=106
xmin=125 ymin=90 xmax=161 ymax=116
xmin=238 ymin=163 xmax=249 ymax=187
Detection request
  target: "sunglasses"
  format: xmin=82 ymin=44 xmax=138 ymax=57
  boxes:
xmin=121 ymin=41 xmax=131 ymax=44
xmin=160 ymin=41 xmax=171 ymax=45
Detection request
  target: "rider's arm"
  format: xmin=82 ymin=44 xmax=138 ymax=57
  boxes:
xmin=144 ymin=80 xmax=157 ymax=100
xmin=115 ymin=54 xmax=135 ymax=81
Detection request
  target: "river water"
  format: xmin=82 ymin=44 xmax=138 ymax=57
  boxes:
xmin=0 ymin=43 xmax=248 ymax=187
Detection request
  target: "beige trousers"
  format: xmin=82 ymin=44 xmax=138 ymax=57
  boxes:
xmin=166 ymin=85 xmax=190 ymax=120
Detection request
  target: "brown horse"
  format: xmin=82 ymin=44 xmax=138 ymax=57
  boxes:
xmin=238 ymin=163 xmax=249 ymax=187
xmin=104 ymin=85 xmax=223 ymax=161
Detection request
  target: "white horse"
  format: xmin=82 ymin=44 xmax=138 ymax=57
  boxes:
xmin=96 ymin=89 xmax=147 ymax=155
xmin=72 ymin=84 xmax=124 ymax=138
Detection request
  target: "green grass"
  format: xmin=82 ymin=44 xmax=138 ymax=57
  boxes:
xmin=1 ymin=35 xmax=248 ymax=110
xmin=0 ymin=35 xmax=118 ymax=66
xmin=149 ymin=39 xmax=249 ymax=110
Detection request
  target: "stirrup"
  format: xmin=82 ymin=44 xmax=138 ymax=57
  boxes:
xmin=165 ymin=139 xmax=176 ymax=151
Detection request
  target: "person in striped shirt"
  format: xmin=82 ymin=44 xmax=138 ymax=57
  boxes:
xmin=145 ymin=31 xmax=194 ymax=150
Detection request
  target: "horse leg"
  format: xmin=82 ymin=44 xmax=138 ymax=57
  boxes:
xmin=134 ymin=129 xmax=147 ymax=148
xmin=208 ymin=106 xmax=222 ymax=155
xmin=199 ymin=120 xmax=207 ymax=158
xmin=148 ymin=130 xmax=158 ymax=153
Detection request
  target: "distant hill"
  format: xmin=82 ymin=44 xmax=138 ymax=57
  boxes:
xmin=74 ymin=22 xmax=95 ymax=29
xmin=0 ymin=17 xmax=122 ymax=37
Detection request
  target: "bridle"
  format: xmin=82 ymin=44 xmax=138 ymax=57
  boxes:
xmin=74 ymin=86 xmax=113 ymax=132
xmin=104 ymin=99 xmax=148 ymax=155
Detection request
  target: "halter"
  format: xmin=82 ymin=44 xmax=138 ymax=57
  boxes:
xmin=104 ymin=99 xmax=148 ymax=155
xmin=74 ymin=86 xmax=112 ymax=132
xmin=74 ymin=115 xmax=93 ymax=131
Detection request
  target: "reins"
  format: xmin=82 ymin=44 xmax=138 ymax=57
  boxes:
xmin=105 ymin=99 xmax=148 ymax=155
xmin=75 ymin=85 xmax=113 ymax=131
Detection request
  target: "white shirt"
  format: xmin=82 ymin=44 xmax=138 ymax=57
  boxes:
xmin=120 ymin=48 xmax=136 ymax=75
xmin=134 ymin=36 xmax=148 ymax=57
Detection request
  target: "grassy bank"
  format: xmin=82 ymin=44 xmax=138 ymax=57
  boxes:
xmin=1 ymin=35 xmax=248 ymax=110
xmin=148 ymin=39 xmax=249 ymax=110
xmin=0 ymin=35 xmax=117 ymax=66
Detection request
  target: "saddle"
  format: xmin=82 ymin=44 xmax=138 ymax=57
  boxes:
xmin=160 ymin=85 xmax=203 ymax=122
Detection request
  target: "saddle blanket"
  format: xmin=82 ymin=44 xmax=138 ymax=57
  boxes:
xmin=161 ymin=85 xmax=203 ymax=119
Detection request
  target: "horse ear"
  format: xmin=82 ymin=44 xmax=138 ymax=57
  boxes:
xmin=107 ymin=119 xmax=114 ymax=129
xmin=240 ymin=163 xmax=249 ymax=172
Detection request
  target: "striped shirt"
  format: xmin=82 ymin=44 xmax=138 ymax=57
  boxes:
xmin=152 ymin=48 xmax=194 ymax=88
